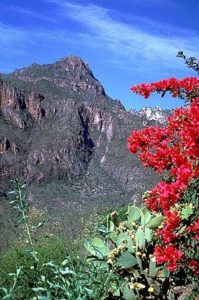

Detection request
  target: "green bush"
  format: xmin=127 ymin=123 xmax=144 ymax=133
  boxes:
xmin=0 ymin=238 xmax=67 ymax=299
xmin=31 ymin=256 xmax=121 ymax=300
xmin=0 ymin=242 xmax=121 ymax=300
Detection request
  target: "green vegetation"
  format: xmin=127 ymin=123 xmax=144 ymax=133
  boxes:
xmin=0 ymin=238 xmax=67 ymax=299
xmin=85 ymin=205 xmax=173 ymax=299
xmin=0 ymin=180 xmax=121 ymax=300
xmin=0 ymin=179 xmax=198 ymax=299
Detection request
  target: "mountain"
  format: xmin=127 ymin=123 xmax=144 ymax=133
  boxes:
xmin=130 ymin=106 xmax=170 ymax=124
xmin=0 ymin=56 xmax=166 ymax=249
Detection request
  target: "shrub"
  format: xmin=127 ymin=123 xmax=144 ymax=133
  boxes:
xmin=127 ymin=53 xmax=199 ymax=296
xmin=0 ymin=238 xmax=67 ymax=283
xmin=31 ymin=255 xmax=121 ymax=300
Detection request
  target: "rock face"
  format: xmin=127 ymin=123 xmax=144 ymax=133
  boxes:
xmin=130 ymin=106 xmax=170 ymax=124
xmin=0 ymin=56 xmax=167 ymax=246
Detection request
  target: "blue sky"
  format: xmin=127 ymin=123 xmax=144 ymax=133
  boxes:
xmin=0 ymin=0 xmax=198 ymax=110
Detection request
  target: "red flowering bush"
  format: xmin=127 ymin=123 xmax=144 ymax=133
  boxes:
xmin=128 ymin=56 xmax=199 ymax=290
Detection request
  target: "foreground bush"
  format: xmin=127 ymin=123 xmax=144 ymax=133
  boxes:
xmin=127 ymin=52 xmax=199 ymax=296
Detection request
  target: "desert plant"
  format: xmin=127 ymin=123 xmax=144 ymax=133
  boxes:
xmin=32 ymin=255 xmax=121 ymax=300
xmin=85 ymin=205 xmax=174 ymax=299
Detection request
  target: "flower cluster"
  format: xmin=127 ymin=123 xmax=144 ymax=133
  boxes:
xmin=128 ymin=77 xmax=199 ymax=275
xmin=154 ymin=244 xmax=183 ymax=272
xmin=186 ymin=217 xmax=199 ymax=240
xmin=189 ymin=260 xmax=199 ymax=276
xmin=131 ymin=77 xmax=199 ymax=100
xmin=157 ymin=210 xmax=181 ymax=243
xmin=128 ymin=99 xmax=199 ymax=212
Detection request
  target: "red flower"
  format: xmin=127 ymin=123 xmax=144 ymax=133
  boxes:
xmin=155 ymin=244 xmax=183 ymax=272
xmin=157 ymin=210 xmax=181 ymax=243
xmin=186 ymin=218 xmax=199 ymax=235
xmin=189 ymin=260 xmax=199 ymax=276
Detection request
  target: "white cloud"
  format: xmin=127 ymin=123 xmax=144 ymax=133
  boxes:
xmin=46 ymin=0 xmax=199 ymax=72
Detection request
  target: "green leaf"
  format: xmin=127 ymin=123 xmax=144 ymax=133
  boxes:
xmin=144 ymin=227 xmax=152 ymax=243
xmin=147 ymin=216 xmax=163 ymax=229
xmin=36 ymin=221 xmax=45 ymax=229
xmin=123 ymin=285 xmax=137 ymax=300
xmin=116 ymin=232 xmax=135 ymax=252
xmin=91 ymin=260 xmax=108 ymax=270
xmin=113 ymin=289 xmax=121 ymax=297
xmin=8 ymin=191 xmax=17 ymax=195
xmin=136 ymin=255 xmax=142 ymax=270
xmin=2 ymin=295 xmax=12 ymax=300
xmin=84 ymin=238 xmax=110 ymax=258
xmin=62 ymin=259 xmax=69 ymax=266
xmin=60 ymin=267 xmax=75 ymax=275
xmin=141 ymin=207 xmax=152 ymax=226
xmin=149 ymin=260 xmax=157 ymax=277
xmin=117 ymin=252 xmax=137 ymax=269
xmin=16 ymin=267 xmax=22 ymax=277
xmin=163 ymin=268 xmax=170 ymax=278
xmin=32 ymin=287 xmax=47 ymax=292
xmin=109 ymin=220 xmax=115 ymax=231
xmin=153 ymin=282 xmax=161 ymax=295
xmin=0 ymin=288 xmax=8 ymax=294
xmin=44 ymin=261 xmax=56 ymax=268
xmin=181 ymin=205 xmax=193 ymax=220
xmin=157 ymin=267 xmax=168 ymax=278
xmin=135 ymin=226 xmax=145 ymax=249
xmin=128 ymin=206 xmax=141 ymax=222
xmin=37 ymin=297 xmax=49 ymax=300
xmin=106 ymin=214 xmax=115 ymax=231
xmin=167 ymin=290 xmax=175 ymax=300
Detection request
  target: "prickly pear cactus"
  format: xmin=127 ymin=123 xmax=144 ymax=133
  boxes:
xmin=85 ymin=205 xmax=174 ymax=299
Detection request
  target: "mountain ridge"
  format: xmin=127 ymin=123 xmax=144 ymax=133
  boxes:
xmin=0 ymin=55 xmax=166 ymax=250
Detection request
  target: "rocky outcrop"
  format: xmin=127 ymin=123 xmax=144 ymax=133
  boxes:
xmin=130 ymin=106 xmax=170 ymax=124
xmin=0 ymin=79 xmax=45 ymax=127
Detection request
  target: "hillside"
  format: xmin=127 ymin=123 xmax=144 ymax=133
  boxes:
xmin=0 ymin=56 xmax=168 ymax=248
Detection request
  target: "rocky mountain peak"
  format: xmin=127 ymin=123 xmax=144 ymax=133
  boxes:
xmin=130 ymin=106 xmax=170 ymax=124
xmin=5 ymin=55 xmax=106 ymax=99
xmin=59 ymin=55 xmax=94 ymax=76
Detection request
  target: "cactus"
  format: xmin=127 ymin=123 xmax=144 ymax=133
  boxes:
xmin=86 ymin=205 xmax=174 ymax=299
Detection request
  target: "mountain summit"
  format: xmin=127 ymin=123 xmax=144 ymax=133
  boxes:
xmin=0 ymin=56 xmax=162 ymax=249
xmin=10 ymin=55 xmax=106 ymax=98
